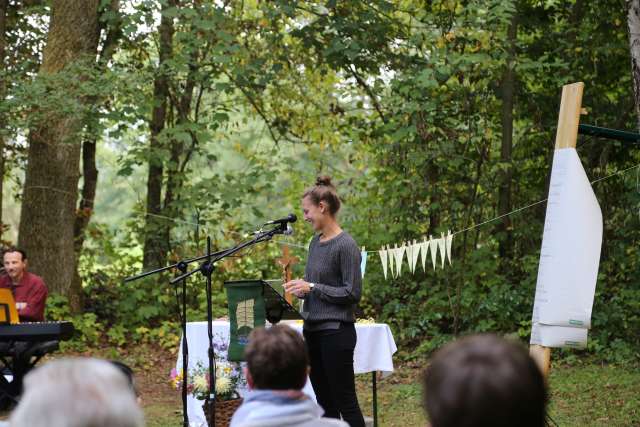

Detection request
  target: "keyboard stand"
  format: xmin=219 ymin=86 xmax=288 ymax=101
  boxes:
xmin=0 ymin=340 xmax=59 ymax=409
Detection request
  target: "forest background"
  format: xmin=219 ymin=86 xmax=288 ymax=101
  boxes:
xmin=1 ymin=0 xmax=640 ymax=368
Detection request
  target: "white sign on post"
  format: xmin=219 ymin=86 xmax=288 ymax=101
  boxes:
xmin=530 ymin=148 xmax=603 ymax=348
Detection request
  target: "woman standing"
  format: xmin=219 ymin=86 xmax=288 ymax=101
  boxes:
xmin=284 ymin=176 xmax=365 ymax=427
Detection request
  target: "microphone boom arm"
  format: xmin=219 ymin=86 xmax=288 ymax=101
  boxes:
xmin=169 ymin=223 xmax=287 ymax=285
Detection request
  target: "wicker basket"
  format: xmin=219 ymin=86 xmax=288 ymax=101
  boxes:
xmin=202 ymin=398 xmax=243 ymax=427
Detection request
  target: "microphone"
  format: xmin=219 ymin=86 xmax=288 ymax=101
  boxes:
xmin=283 ymin=223 xmax=294 ymax=236
xmin=248 ymin=221 xmax=294 ymax=237
xmin=264 ymin=213 xmax=297 ymax=226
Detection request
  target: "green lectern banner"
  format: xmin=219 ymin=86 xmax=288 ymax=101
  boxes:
xmin=224 ymin=280 xmax=266 ymax=361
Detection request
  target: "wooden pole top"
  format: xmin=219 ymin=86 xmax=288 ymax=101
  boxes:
xmin=554 ymin=82 xmax=584 ymax=150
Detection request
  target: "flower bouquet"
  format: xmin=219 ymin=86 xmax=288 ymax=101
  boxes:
xmin=170 ymin=335 xmax=246 ymax=427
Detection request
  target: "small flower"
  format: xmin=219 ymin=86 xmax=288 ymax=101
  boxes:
xmin=169 ymin=368 xmax=183 ymax=389
xmin=217 ymin=362 xmax=235 ymax=378
xmin=172 ymin=358 xmax=242 ymax=400
xmin=216 ymin=377 xmax=232 ymax=394
xmin=193 ymin=375 xmax=208 ymax=394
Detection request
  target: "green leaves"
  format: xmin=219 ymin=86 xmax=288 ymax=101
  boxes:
xmin=4 ymin=0 xmax=636 ymax=362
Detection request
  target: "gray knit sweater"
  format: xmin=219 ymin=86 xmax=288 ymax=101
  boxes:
xmin=302 ymin=231 xmax=362 ymax=330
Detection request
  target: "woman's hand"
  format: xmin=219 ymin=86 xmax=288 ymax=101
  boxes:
xmin=284 ymin=279 xmax=312 ymax=298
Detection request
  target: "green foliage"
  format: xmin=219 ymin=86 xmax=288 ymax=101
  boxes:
xmin=5 ymin=0 xmax=640 ymax=363
xmin=46 ymin=295 xmax=103 ymax=351
xmin=52 ymin=219 xmax=287 ymax=352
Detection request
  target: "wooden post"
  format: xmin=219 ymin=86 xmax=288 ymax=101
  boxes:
xmin=277 ymin=245 xmax=299 ymax=305
xmin=530 ymin=82 xmax=584 ymax=379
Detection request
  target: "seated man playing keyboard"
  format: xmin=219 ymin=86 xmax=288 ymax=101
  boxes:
xmin=0 ymin=248 xmax=48 ymax=322
xmin=0 ymin=247 xmax=50 ymax=408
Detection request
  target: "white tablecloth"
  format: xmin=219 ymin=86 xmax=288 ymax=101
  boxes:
xmin=176 ymin=320 xmax=397 ymax=427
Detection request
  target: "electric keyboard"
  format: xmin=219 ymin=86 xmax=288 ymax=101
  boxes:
xmin=0 ymin=321 xmax=74 ymax=342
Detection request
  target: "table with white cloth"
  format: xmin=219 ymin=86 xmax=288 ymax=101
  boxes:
xmin=176 ymin=320 xmax=397 ymax=427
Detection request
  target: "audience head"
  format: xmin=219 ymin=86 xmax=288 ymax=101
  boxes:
xmin=244 ymin=325 xmax=308 ymax=391
xmin=423 ymin=334 xmax=547 ymax=427
xmin=9 ymin=358 xmax=144 ymax=427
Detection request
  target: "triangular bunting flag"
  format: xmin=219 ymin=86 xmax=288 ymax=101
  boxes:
xmin=446 ymin=230 xmax=453 ymax=265
xmin=388 ymin=244 xmax=397 ymax=279
xmin=378 ymin=246 xmax=388 ymax=280
xmin=394 ymin=243 xmax=406 ymax=277
xmin=438 ymin=232 xmax=446 ymax=268
xmin=429 ymin=236 xmax=438 ymax=270
xmin=361 ymin=247 xmax=368 ymax=278
xmin=420 ymin=237 xmax=429 ymax=272
xmin=411 ymin=239 xmax=420 ymax=273
xmin=406 ymin=242 xmax=414 ymax=274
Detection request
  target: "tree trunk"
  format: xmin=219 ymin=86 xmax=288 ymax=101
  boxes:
xmin=629 ymin=0 xmax=640 ymax=130
xmin=18 ymin=0 xmax=100 ymax=295
xmin=497 ymin=12 xmax=518 ymax=258
xmin=68 ymin=0 xmax=121 ymax=312
xmin=142 ymin=0 xmax=175 ymax=269
xmin=0 ymin=0 xmax=6 ymax=243
xmin=162 ymin=49 xmax=199 ymax=251
xmin=68 ymin=138 xmax=97 ymax=311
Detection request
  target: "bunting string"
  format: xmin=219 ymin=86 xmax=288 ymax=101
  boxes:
xmin=273 ymin=162 xmax=640 ymax=278
xmin=19 ymin=160 xmax=640 ymax=277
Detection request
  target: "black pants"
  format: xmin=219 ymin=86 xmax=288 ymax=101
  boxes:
xmin=304 ymin=323 xmax=365 ymax=427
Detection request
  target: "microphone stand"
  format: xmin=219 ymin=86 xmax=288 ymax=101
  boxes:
xmin=124 ymin=249 xmax=228 ymax=427
xmin=177 ymin=261 xmax=188 ymax=427
xmin=169 ymin=223 xmax=288 ymax=426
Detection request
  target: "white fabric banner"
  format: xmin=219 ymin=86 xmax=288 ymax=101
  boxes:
xmin=530 ymin=148 xmax=603 ymax=348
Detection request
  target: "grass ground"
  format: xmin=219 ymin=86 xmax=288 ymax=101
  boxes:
xmin=134 ymin=347 xmax=639 ymax=427
xmin=2 ymin=344 xmax=639 ymax=426
xmin=353 ymin=362 xmax=640 ymax=427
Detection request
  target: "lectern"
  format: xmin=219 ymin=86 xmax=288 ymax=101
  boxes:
xmin=224 ymin=280 xmax=307 ymax=361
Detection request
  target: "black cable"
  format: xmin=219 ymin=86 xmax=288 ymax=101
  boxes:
xmin=576 ymin=134 xmax=596 ymax=149
xmin=545 ymin=411 xmax=560 ymax=427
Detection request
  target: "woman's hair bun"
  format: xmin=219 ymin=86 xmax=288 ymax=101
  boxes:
xmin=304 ymin=175 xmax=341 ymax=215
xmin=316 ymin=175 xmax=334 ymax=187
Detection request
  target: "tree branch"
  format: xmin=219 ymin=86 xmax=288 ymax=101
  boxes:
xmin=98 ymin=0 xmax=122 ymax=64
xmin=348 ymin=65 xmax=387 ymax=123
xmin=225 ymin=71 xmax=282 ymax=144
